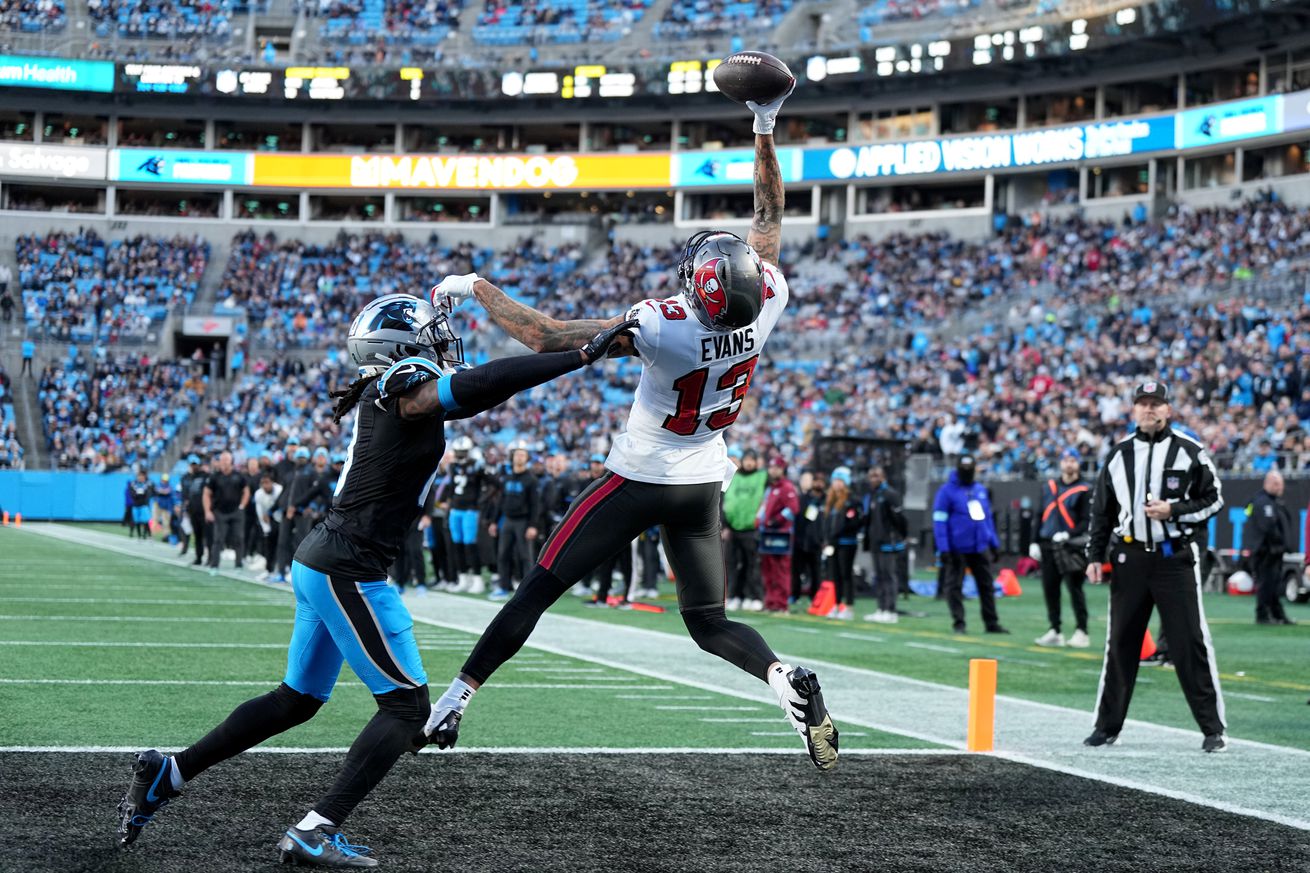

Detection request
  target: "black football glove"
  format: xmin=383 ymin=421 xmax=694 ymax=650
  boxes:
xmin=580 ymin=318 xmax=638 ymax=364
xmin=410 ymin=707 xmax=461 ymax=753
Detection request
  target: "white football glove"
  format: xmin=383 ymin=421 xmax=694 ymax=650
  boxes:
xmin=746 ymin=80 xmax=795 ymax=136
xmin=429 ymin=273 xmax=480 ymax=314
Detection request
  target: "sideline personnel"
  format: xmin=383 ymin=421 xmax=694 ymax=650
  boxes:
xmin=1246 ymin=470 xmax=1297 ymax=626
xmin=1085 ymin=380 xmax=1227 ymax=752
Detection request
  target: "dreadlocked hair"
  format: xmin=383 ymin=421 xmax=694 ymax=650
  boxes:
xmin=331 ymin=374 xmax=380 ymax=423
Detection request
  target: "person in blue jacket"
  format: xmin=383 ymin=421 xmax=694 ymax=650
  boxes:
xmin=933 ymin=454 xmax=1009 ymax=635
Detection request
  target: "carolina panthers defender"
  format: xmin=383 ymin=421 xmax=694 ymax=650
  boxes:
xmin=116 ymin=293 xmax=635 ymax=867
xmin=444 ymin=434 xmax=489 ymax=593
xmin=421 ymin=84 xmax=839 ymax=771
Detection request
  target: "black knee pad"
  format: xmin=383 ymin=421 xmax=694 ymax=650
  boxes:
xmin=375 ymin=684 xmax=430 ymax=724
xmin=273 ymin=681 xmax=325 ymax=725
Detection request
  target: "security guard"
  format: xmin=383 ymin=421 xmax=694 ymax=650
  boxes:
xmin=1246 ymin=469 xmax=1297 ymax=626
xmin=1085 ymin=380 xmax=1227 ymax=752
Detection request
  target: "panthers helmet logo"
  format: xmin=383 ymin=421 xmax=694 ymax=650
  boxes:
xmin=693 ymin=258 xmax=727 ymax=321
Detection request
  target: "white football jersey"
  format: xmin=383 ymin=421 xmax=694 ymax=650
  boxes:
xmin=604 ymin=263 xmax=790 ymax=486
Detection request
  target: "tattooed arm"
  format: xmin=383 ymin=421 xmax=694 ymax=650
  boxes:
xmin=746 ymin=133 xmax=784 ymax=266
xmin=471 ymin=279 xmax=636 ymax=357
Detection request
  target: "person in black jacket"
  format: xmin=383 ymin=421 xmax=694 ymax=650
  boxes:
xmin=1035 ymin=448 xmax=1093 ymax=648
xmin=820 ymin=468 xmax=863 ymax=620
xmin=272 ymin=447 xmax=314 ymax=580
xmin=792 ymin=470 xmax=826 ymax=603
xmin=488 ymin=442 xmax=540 ymax=600
xmin=863 ymin=466 xmax=907 ymax=624
xmin=1246 ymin=469 xmax=1296 ymax=626
xmin=179 ymin=455 xmax=209 ymax=564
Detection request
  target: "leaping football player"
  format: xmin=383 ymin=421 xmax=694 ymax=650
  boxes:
xmin=422 ymin=81 xmax=839 ymax=770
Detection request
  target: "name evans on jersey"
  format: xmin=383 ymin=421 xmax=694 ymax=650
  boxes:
xmin=700 ymin=327 xmax=755 ymax=362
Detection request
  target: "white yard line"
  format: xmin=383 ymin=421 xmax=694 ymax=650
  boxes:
xmin=0 ymin=640 xmax=291 ymax=649
xmin=0 ymin=744 xmax=966 ymax=756
xmin=0 ymin=597 xmax=288 ymax=607
xmin=0 ymin=614 xmax=292 ymax=624
xmin=0 ymin=678 xmax=670 ymax=690
xmin=904 ymin=642 xmax=965 ymax=654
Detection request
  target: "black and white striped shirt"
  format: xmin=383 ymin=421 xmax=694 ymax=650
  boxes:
xmin=1087 ymin=425 xmax=1224 ymax=560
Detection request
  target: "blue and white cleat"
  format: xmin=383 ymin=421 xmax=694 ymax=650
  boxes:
xmin=278 ymin=825 xmax=379 ymax=868
xmin=117 ymin=749 xmax=182 ymax=847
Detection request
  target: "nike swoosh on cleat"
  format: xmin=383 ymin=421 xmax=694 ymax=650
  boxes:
xmin=286 ymin=832 xmax=325 ymax=856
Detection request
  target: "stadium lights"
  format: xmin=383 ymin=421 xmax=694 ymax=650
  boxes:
xmin=805 ymin=55 xmax=861 ymax=82
xmin=1070 ymin=19 xmax=1089 ymax=51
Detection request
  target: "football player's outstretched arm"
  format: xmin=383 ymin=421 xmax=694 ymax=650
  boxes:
xmin=746 ymin=133 xmax=785 ymax=267
xmin=470 ymin=278 xmax=637 ymax=358
xmin=744 ymin=82 xmax=792 ymax=266
xmin=394 ymin=319 xmax=638 ymax=419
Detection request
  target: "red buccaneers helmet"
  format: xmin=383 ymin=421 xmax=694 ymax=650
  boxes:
xmin=677 ymin=231 xmax=765 ymax=331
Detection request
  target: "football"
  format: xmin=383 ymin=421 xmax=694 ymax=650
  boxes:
xmin=712 ymin=51 xmax=795 ymax=105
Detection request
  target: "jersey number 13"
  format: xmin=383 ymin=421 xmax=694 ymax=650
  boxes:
xmin=661 ymin=355 xmax=760 ymax=436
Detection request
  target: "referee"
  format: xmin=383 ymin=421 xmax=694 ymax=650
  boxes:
xmin=1084 ymin=380 xmax=1228 ymax=752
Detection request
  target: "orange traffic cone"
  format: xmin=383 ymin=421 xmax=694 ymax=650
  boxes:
xmin=1140 ymin=628 xmax=1157 ymax=660
xmin=998 ymin=568 xmax=1022 ymax=597
xmin=13 ymin=513 xmax=21 ymax=527
xmin=807 ymin=580 xmax=837 ymax=616
xmin=1 ymin=511 xmax=8 ymax=526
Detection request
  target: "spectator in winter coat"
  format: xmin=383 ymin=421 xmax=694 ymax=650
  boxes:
xmin=933 ymin=455 xmax=1008 ymax=635
xmin=758 ymin=455 xmax=800 ymax=613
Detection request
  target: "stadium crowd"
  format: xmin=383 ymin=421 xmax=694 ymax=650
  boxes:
xmin=14 ymin=230 xmax=210 ymax=341
xmin=36 ymin=349 xmax=208 ymax=471
xmin=0 ymin=363 xmax=21 ymax=470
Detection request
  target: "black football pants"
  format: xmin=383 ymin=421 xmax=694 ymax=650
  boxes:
xmin=461 ymin=473 xmax=780 ymax=683
xmin=1094 ymin=543 xmax=1225 ymax=736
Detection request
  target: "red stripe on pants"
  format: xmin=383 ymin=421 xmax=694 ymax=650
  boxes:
xmin=539 ymin=473 xmax=625 ymax=571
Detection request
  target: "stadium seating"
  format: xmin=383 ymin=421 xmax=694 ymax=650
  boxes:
xmin=0 ymin=0 xmax=66 ymax=31
xmin=856 ymin=0 xmax=981 ymax=27
xmin=37 ymin=350 xmax=207 ymax=471
xmin=654 ymin=0 xmax=792 ymax=40
xmin=14 ymin=231 xmax=209 ymax=343
xmin=472 ymin=0 xmax=650 ymax=45
xmin=86 ymin=0 xmax=233 ymax=39
xmin=215 ymin=230 xmax=583 ymax=348
xmin=318 ymin=0 xmax=463 ymax=46
xmin=0 ymin=364 xmax=21 ymax=470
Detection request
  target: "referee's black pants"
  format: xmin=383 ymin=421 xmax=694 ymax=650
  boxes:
xmin=1095 ymin=542 xmax=1225 ymax=737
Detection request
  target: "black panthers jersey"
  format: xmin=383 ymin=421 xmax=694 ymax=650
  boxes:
xmin=447 ymin=460 xmax=487 ymax=511
xmin=296 ymin=374 xmax=445 ymax=580
xmin=129 ymin=480 xmax=153 ymax=507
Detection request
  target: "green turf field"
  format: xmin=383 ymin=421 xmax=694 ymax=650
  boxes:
xmin=0 ymin=525 xmax=922 ymax=750
xmin=5 ymin=523 xmax=1307 ymax=750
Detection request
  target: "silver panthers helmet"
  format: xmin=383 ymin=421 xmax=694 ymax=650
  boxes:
xmin=347 ymin=293 xmax=466 ymax=377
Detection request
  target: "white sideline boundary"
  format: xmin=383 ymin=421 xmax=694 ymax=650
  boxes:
xmin=7 ymin=523 xmax=1310 ymax=832
xmin=0 ymin=745 xmax=965 ymax=756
